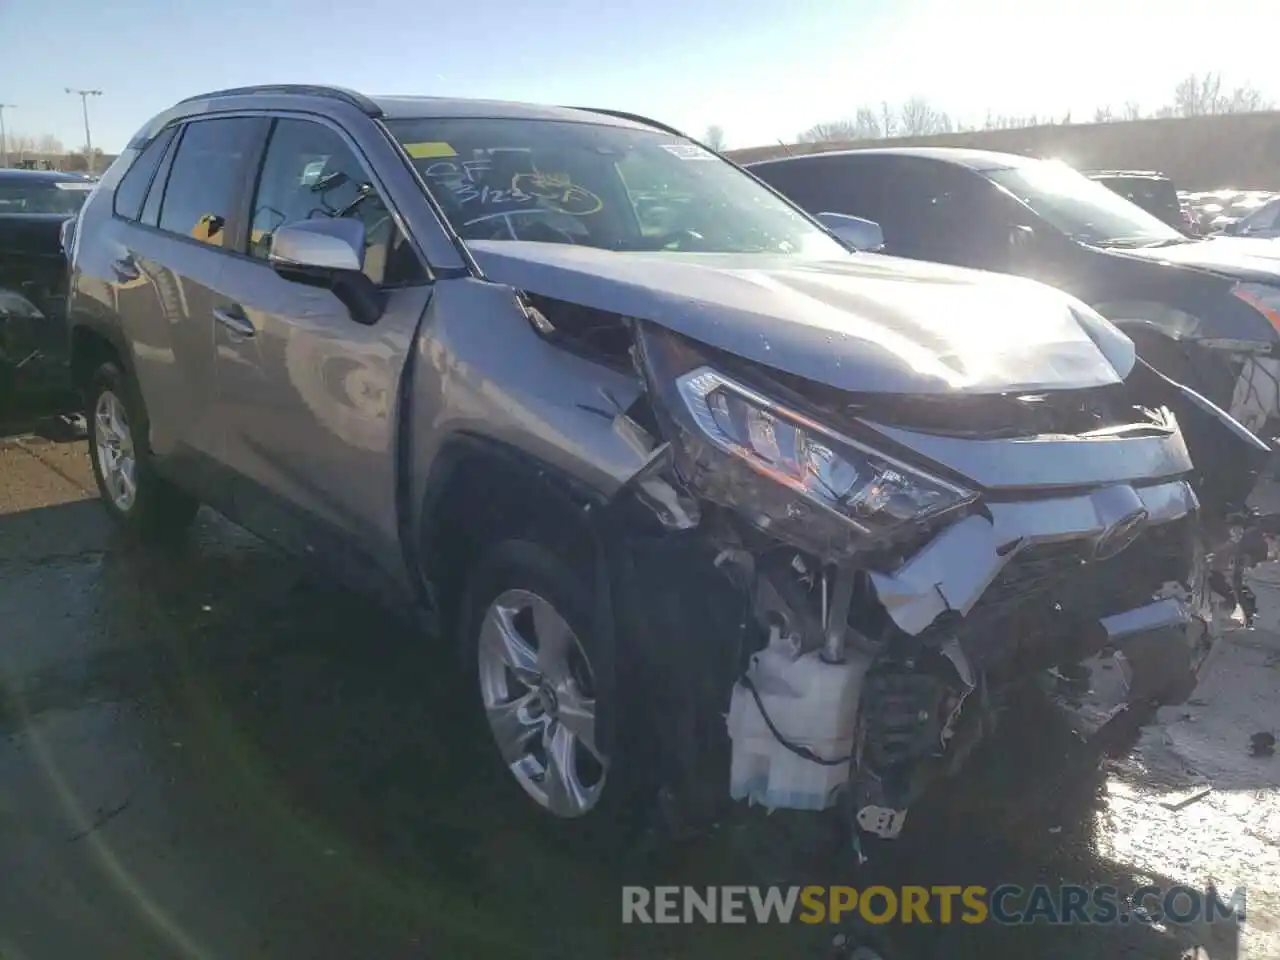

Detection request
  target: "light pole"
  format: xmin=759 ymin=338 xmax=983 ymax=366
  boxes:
xmin=0 ymin=104 xmax=14 ymax=169
xmin=65 ymin=88 xmax=102 ymax=173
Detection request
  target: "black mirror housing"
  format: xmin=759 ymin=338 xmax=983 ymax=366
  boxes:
xmin=272 ymin=262 xmax=385 ymax=326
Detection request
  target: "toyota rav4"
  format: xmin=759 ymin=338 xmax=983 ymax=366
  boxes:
xmin=66 ymin=85 xmax=1269 ymax=847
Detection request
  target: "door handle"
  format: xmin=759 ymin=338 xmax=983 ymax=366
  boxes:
xmin=213 ymin=305 xmax=255 ymax=338
xmin=111 ymin=257 xmax=140 ymax=283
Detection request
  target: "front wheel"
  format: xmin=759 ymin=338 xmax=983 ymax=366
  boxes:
xmin=86 ymin=362 xmax=199 ymax=541
xmin=457 ymin=539 xmax=651 ymax=848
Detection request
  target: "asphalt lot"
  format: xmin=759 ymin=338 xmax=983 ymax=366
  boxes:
xmin=2 ymin=427 xmax=1280 ymax=959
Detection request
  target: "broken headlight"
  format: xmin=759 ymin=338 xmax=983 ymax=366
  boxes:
xmin=674 ymin=367 xmax=974 ymax=539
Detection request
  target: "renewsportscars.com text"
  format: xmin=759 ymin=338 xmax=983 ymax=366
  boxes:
xmin=621 ymin=884 xmax=1247 ymax=926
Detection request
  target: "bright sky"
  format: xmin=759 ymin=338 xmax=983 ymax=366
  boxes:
xmin=3 ymin=0 xmax=1278 ymax=153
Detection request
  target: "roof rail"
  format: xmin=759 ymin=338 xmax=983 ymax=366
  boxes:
xmin=566 ymin=106 xmax=690 ymax=140
xmin=178 ymin=84 xmax=382 ymax=117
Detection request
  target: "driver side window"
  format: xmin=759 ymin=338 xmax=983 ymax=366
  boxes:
xmin=247 ymin=118 xmax=424 ymax=286
xmin=615 ymin=151 xmax=695 ymax=237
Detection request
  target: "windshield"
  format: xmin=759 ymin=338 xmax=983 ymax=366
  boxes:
xmin=0 ymin=180 xmax=92 ymax=215
xmin=987 ymin=161 xmax=1185 ymax=247
xmin=385 ymin=117 xmax=844 ymax=257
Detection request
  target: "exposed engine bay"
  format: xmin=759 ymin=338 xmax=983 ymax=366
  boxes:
xmin=520 ymin=291 xmax=1273 ymax=847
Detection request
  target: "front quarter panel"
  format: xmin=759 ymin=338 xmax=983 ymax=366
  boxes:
xmin=406 ymin=277 xmax=652 ymax=544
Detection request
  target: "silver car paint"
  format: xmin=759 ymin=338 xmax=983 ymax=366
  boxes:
xmin=405 ymin=277 xmax=652 ymax=548
xmin=467 ymin=240 xmax=1132 ymax=396
xmin=213 ymin=250 xmax=435 ymax=590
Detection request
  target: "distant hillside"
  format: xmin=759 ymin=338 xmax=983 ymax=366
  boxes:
xmin=728 ymin=111 xmax=1280 ymax=191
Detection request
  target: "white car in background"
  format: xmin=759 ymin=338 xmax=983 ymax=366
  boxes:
xmin=1221 ymin=195 xmax=1280 ymax=240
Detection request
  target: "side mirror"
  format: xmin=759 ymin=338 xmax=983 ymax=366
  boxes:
xmin=1223 ymin=220 xmax=1243 ymax=236
xmin=268 ymin=219 xmax=383 ymax=325
xmin=816 ymin=212 xmax=885 ymax=252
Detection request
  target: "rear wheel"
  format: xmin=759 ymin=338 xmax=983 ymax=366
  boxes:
xmin=86 ymin=362 xmax=199 ymax=541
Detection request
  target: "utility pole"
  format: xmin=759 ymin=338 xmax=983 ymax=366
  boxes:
xmin=0 ymin=104 xmax=14 ymax=169
xmin=65 ymin=88 xmax=102 ymax=174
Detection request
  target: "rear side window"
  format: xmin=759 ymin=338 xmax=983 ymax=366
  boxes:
xmin=748 ymin=160 xmax=828 ymax=212
xmin=1098 ymin=177 xmax=1179 ymax=220
xmin=140 ymin=131 xmax=180 ymax=227
xmin=156 ymin=117 xmax=259 ymax=248
xmin=111 ymin=126 xmax=176 ymax=221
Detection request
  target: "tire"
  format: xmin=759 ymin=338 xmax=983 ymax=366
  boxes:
xmin=456 ymin=538 xmax=648 ymax=849
xmin=86 ymin=361 xmax=199 ymax=541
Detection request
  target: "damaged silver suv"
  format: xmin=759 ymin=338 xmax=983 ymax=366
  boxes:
xmin=67 ymin=86 xmax=1269 ymax=845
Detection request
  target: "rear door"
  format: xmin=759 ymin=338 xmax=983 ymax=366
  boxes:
xmin=106 ymin=116 xmax=264 ymax=474
xmin=211 ymin=114 xmax=433 ymax=591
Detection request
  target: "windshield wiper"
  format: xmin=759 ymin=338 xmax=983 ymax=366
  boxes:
xmin=1138 ymin=237 xmax=1192 ymax=248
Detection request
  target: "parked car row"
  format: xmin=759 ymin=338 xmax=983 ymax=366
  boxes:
xmin=1183 ymin=188 xmax=1280 ymax=235
xmin=0 ymin=168 xmax=94 ymax=404
xmin=9 ymin=86 xmax=1273 ymax=857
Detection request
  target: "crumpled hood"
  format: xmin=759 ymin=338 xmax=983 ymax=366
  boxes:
xmin=1116 ymin=236 xmax=1280 ymax=283
xmin=467 ymin=241 xmax=1131 ymax=395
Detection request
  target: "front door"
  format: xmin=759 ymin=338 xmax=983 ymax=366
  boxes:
xmin=211 ymin=115 xmax=433 ymax=593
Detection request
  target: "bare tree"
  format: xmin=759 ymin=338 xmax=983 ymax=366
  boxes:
xmin=852 ymin=106 xmax=882 ymax=139
xmin=8 ymin=134 xmax=36 ymax=157
xmin=36 ymin=134 xmax=63 ymax=154
xmin=1225 ymin=84 xmax=1272 ymax=113
xmin=774 ymin=75 xmax=1275 ymax=157
xmin=898 ymin=97 xmax=952 ymax=136
xmin=1174 ymin=72 xmax=1224 ymax=116
xmin=703 ymin=125 xmax=727 ymax=151
xmin=879 ymin=101 xmax=899 ymax=138
xmin=796 ymin=119 xmax=861 ymax=143
xmin=983 ymin=111 xmax=1043 ymax=131
xmin=796 ymin=107 xmax=887 ymax=144
xmin=1167 ymin=72 xmax=1271 ymax=115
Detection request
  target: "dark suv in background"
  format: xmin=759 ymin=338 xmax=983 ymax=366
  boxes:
xmin=749 ymin=147 xmax=1280 ymax=445
xmin=1085 ymin=170 xmax=1197 ymax=235
xmin=0 ymin=168 xmax=94 ymax=404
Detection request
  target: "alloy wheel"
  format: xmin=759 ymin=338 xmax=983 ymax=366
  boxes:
xmin=477 ymin=588 xmax=606 ymax=818
xmin=94 ymin=389 xmax=137 ymax=513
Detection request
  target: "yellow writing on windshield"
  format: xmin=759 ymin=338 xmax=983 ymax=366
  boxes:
xmin=403 ymin=141 xmax=458 ymax=159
